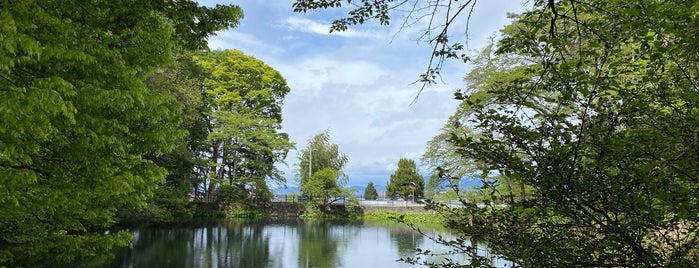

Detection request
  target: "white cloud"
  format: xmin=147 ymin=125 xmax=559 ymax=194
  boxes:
xmin=208 ymin=31 xmax=283 ymax=54
xmin=281 ymin=17 xmax=382 ymax=38
xmin=275 ymin=56 xmax=387 ymax=97
xmin=204 ymin=0 xmax=529 ymax=187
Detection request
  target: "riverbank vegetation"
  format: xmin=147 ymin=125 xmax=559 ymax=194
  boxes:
xmin=362 ymin=211 xmax=443 ymax=230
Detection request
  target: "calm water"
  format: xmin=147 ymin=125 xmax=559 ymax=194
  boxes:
xmin=91 ymin=220 xmax=506 ymax=268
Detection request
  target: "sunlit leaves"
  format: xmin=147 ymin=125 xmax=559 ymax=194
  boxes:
xmin=194 ymin=50 xmax=294 ymax=200
xmin=0 ymin=0 xmax=241 ymax=265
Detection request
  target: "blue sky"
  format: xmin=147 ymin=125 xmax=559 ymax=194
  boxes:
xmin=200 ymin=1 xmax=528 ymax=187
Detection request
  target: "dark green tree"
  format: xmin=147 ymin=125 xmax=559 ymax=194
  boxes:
xmin=124 ymin=52 xmax=211 ymax=224
xmin=363 ymin=182 xmax=378 ymax=200
xmin=386 ymin=158 xmax=424 ymax=200
xmin=0 ymin=0 xmax=242 ymax=265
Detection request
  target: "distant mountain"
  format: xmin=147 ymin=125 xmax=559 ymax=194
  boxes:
xmin=272 ymin=185 xmax=389 ymax=198
xmin=271 ymin=186 xmax=300 ymax=195
xmin=348 ymin=185 xmax=387 ymax=198
xmin=271 ymin=181 xmax=483 ymax=197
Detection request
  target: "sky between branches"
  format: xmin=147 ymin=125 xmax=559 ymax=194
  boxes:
xmin=199 ymin=0 xmax=528 ymax=187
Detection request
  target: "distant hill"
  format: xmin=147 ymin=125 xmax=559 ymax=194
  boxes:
xmin=271 ymin=185 xmax=389 ymax=198
xmin=271 ymin=179 xmax=483 ymax=197
xmin=348 ymin=185 xmax=387 ymax=198
xmin=271 ymin=186 xmax=300 ymax=195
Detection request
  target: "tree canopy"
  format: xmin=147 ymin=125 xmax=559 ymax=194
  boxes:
xmin=435 ymin=1 xmax=699 ymax=267
xmin=0 ymin=0 xmax=242 ymax=265
xmin=363 ymin=182 xmax=378 ymax=200
xmin=195 ymin=49 xmax=294 ymax=203
xmin=387 ymin=158 xmax=424 ymax=200
xmin=296 ymin=131 xmax=352 ymax=212
xmin=293 ymin=0 xmax=699 ymax=266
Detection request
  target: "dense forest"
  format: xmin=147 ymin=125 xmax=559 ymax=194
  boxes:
xmin=0 ymin=1 xmax=295 ymax=265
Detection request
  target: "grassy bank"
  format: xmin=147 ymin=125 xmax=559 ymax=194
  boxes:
xmin=362 ymin=211 xmax=444 ymax=229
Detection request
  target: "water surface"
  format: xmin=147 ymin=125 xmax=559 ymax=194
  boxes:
xmin=97 ymin=220 xmax=504 ymax=268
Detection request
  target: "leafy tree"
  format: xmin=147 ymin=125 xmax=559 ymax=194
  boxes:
xmin=386 ymin=158 xmax=424 ymax=200
xmin=363 ymin=182 xmax=378 ymax=200
xmin=214 ymin=184 xmax=249 ymax=206
xmin=194 ymin=50 xmax=294 ymax=203
xmin=431 ymin=2 xmax=699 ymax=267
xmin=421 ymin=111 xmax=478 ymax=193
xmin=124 ymin=52 xmax=211 ymax=224
xmin=0 ymin=0 xmax=242 ymax=265
xmin=301 ymin=168 xmax=346 ymax=209
xmin=292 ymin=0 xmax=699 ymax=266
xmin=296 ymin=131 xmax=353 ymax=212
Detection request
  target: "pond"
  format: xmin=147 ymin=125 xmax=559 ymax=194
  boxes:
xmin=84 ymin=220 xmax=509 ymax=267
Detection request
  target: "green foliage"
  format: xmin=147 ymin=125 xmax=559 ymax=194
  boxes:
xmin=214 ymin=184 xmax=249 ymax=205
xmin=363 ymin=211 xmax=443 ymax=228
xmin=296 ymin=131 xmax=349 ymax=185
xmin=301 ymin=168 xmax=356 ymax=213
xmin=286 ymin=193 xmax=299 ymax=203
xmin=363 ymin=182 xmax=378 ymax=200
xmin=297 ymin=131 xmax=354 ymax=215
xmin=386 ymin=158 xmax=424 ymax=200
xmin=0 ymin=0 xmax=241 ymax=265
xmin=431 ymin=1 xmax=699 ymax=267
xmin=194 ymin=50 xmax=294 ymax=202
xmin=228 ymin=209 xmax=265 ymax=219
xmin=296 ymin=0 xmax=699 ymax=266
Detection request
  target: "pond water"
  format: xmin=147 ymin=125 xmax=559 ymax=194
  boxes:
xmin=90 ymin=220 xmax=508 ymax=268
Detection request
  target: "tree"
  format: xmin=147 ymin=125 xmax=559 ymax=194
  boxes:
xmin=363 ymin=182 xmax=378 ymax=200
xmin=125 ymin=52 xmax=211 ymax=224
xmin=296 ymin=131 xmax=352 ymax=212
xmin=292 ymin=0 xmax=699 ymax=266
xmin=194 ymin=50 xmax=294 ymax=203
xmin=301 ymin=168 xmax=347 ymax=210
xmin=386 ymin=158 xmax=424 ymax=200
xmin=421 ymin=109 xmax=480 ymax=194
xmin=0 ymin=0 xmax=242 ymax=265
xmin=426 ymin=2 xmax=699 ymax=267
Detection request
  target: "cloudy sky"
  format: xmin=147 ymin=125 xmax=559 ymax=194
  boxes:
xmin=200 ymin=0 xmax=529 ymax=187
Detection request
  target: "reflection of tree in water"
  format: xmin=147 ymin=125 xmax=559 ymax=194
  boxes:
xmin=297 ymin=221 xmax=357 ymax=268
xmin=388 ymin=226 xmax=424 ymax=255
xmin=106 ymin=222 xmax=272 ymax=268
xmin=107 ymin=227 xmax=197 ymax=268
xmin=215 ymin=221 xmax=270 ymax=268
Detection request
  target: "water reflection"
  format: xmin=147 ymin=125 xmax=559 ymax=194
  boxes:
xmin=82 ymin=220 xmax=503 ymax=268
xmin=297 ymin=221 xmax=350 ymax=268
xmin=389 ymin=226 xmax=425 ymax=255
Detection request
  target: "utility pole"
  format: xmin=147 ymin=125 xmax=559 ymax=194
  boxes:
xmin=410 ymin=181 xmax=415 ymax=203
xmin=308 ymin=147 xmax=312 ymax=178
